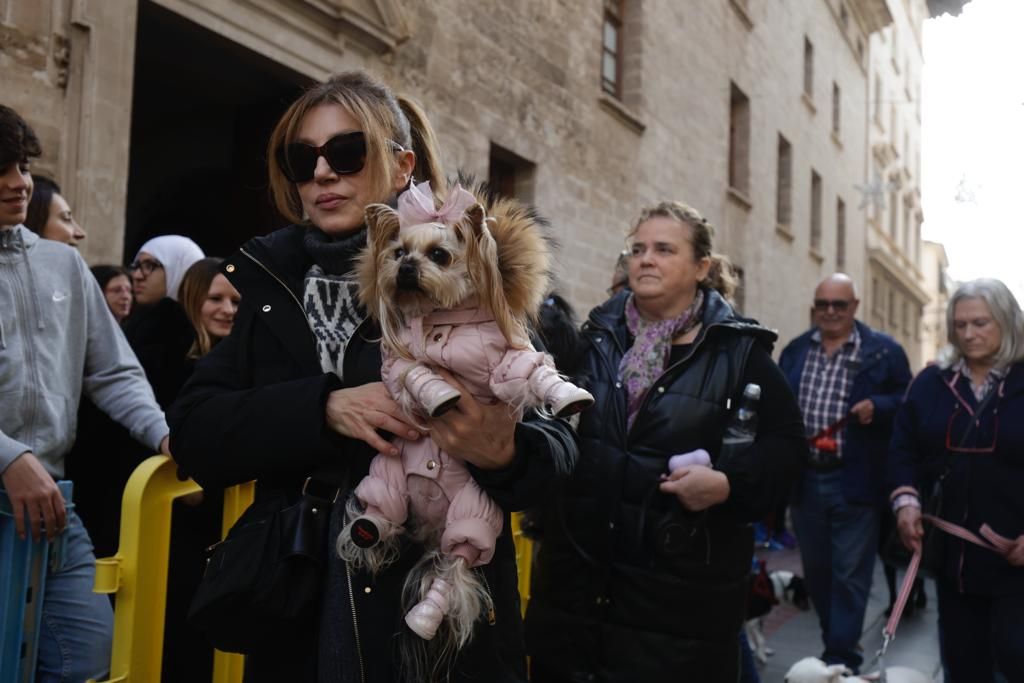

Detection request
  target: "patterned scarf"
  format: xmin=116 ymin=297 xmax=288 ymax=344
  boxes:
xmin=302 ymin=227 xmax=368 ymax=379
xmin=618 ymin=289 xmax=705 ymax=428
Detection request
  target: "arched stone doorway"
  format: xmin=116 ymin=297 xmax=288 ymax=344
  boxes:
xmin=124 ymin=0 xmax=310 ymax=260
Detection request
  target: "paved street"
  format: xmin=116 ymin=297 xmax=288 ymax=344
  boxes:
xmin=752 ymin=544 xmax=943 ymax=682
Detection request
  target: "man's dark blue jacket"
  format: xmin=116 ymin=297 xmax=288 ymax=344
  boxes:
xmin=779 ymin=320 xmax=912 ymax=504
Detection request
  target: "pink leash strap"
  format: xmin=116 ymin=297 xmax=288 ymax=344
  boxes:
xmin=883 ymin=517 xmax=1014 ymax=639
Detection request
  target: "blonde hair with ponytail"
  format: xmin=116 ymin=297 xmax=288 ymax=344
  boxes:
xmin=267 ymin=71 xmax=446 ymax=223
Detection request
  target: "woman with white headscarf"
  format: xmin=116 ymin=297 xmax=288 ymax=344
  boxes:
xmin=125 ymin=235 xmax=205 ymax=408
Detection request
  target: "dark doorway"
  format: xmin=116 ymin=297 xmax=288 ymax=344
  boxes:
xmin=125 ymin=0 xmax=311 ymax=260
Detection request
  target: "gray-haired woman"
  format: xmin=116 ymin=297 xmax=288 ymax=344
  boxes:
xmin=888 ymin=278 xmax=1024 ymax=681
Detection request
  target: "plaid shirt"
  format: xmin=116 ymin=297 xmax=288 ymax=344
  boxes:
xmin=797 ymin=327 xmax=861 ymax=460
xmin=951 ymin=358 xmax=1007 ymax=402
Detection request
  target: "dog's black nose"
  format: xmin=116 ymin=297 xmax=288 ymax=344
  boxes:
xmin=397 ymin=261 xmax=419 ymax=289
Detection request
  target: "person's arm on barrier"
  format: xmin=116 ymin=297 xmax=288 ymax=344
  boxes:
xmin=77 ymin=254 xmax=169 ymax=453
xmin=0 ymin=450 xmax=66 ymax=541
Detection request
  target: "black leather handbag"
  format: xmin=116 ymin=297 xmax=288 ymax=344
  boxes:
xmin=188 ymin=476 xmax=342 ymax=653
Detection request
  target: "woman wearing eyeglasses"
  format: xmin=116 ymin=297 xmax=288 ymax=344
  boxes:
xmin=888 ymin=278 xmax=1024 ymax=681
xmin=124 ymin=235 xmax=204 ymax=408
xmin=524 ymin=202 xmax=806 ymax=683
xmin=167 ymin=71 xmax=577 ymax=683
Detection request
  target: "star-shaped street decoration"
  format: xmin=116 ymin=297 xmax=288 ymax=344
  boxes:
xmin=954 ymin=174 xmax=977 ymax=204
xmin=855 ymin=172 xmax=898 ymax=212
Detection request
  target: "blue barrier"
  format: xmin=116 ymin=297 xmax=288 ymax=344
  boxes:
xmin=0 ymin=480 xmax=73 ymax=683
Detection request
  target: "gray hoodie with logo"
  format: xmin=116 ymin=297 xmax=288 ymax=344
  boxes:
xmin=0 ymin=226 xmax=168 ymax=478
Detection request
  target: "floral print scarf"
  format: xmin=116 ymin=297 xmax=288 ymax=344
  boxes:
xmin=619 ymin=289 xmax=705 ymax=429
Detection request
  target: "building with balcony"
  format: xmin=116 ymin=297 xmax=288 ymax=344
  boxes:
xmin=0 ymin=0 xmax=959 ymax=353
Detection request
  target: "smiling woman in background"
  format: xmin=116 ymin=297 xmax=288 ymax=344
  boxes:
xmin=179 ymin=257 xmax=240 ymax=360
xmin=23 ymin=174 xmax=86 ymax=246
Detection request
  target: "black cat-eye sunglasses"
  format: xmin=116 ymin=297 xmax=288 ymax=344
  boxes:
xmin=276 ymin=131 xmax=404 ymax=183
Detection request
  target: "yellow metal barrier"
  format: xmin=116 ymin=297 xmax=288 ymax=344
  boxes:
xmin=510 ymin=512 xmax=533 ymax=616
xmin=87 ymin=455 xmax=252 ymax=683
xmin=87 ymin=455 xmax=534 ymax=681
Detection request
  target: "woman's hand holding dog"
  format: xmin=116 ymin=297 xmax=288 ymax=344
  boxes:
xmin=427 ymin=369 xmax=516 ymax=470
xmin=659 ymin=466 xmax=730 ymax=511
xmin=326 ymin=383 xmax=424 ymax=456
xmin=896 ymin=505 xmax=924 ymax=554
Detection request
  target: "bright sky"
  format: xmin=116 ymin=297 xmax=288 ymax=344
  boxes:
xmin=922 ymin=0 xmax=1024 ymax=300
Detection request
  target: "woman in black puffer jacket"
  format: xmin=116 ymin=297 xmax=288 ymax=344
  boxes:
xmin=525 ymin=201 xmax=806 ymax=683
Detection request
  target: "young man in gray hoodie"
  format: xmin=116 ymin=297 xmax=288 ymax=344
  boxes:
xmin=0 ymin=105 xmax=170 ymax=682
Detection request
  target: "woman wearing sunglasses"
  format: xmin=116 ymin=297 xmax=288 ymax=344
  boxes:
xmin=889 ymin=278 xmax=1024 ymax=681
xmin=168 ymin=71 xmax=577 ymax=683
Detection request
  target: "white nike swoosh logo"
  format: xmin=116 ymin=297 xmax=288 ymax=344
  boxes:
xmin=52 ymin=291 xmax=68 ymax=302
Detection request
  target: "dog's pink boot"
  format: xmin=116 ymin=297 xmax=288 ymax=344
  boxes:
xmin=405 ymin=577 xmax=453 ymax=640
xmin=405 ymin=365 xmax=462 ymax=417
xmin=528 ymin=365 xmax=595 ymax=417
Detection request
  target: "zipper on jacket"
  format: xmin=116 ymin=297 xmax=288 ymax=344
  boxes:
xmin=239 ymin=247 xmax=318 ymax=346
xmin=240 ymin=246 xmax=371 ymax=372
xmin=3 ymin=258 xmax=41 ymax=447
xmin=345 ymin=563 xmax=366 ymax=683
xmin=588 ymin=319 xmax=730 ymax=444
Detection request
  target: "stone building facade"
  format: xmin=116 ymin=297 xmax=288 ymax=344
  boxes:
xmin=863 ymin=0 xmax=931 ymax=369
xmin=1 ymin=0 xmax=946 ymax=354
xmin=919 ymin=239 xmax=951 ymax=365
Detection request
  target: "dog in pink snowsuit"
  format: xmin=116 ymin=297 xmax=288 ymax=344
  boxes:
xmin=338 ymin=181 xmax=592 ymax=647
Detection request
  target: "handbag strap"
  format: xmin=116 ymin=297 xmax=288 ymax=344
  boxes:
xmin=936 ymin=373 xmax=1002 ymax=486
xmin=302 ymin=460 xmax=350 ymax=504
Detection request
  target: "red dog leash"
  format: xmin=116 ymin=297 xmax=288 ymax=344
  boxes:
xmin=806 ymin=415 xmax=851 ymax=452
xmin=876 ymin=517 xmax=1014 ymax=681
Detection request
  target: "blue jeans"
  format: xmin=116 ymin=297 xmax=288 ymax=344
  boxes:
xmin=791 ymin=470 xmax=878 ymax=672
xmin=36 ymin=510 xmax=113 ymax=683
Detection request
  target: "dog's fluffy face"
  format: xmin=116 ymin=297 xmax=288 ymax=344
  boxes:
xmin=375 ymin=221 xmax=474 ymax=318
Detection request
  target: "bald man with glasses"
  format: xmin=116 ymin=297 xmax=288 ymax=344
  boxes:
xmin=778 ymin=273 xmax=912 ymax=674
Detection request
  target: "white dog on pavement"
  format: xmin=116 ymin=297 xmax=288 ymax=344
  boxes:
xmin=745 ymin=569 xmax=809 ymax=664
xmin=784 ymin=656 xmax=932 ymax=683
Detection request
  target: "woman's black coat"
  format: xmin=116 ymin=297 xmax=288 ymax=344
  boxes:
xmin=168 ymin=224 xmax=578 ymax=683
xmin=525 ymin=290 xmax=806 ymax=683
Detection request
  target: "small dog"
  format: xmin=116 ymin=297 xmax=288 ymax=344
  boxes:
xmin=784 ymin=656 xmax=932 ymax=683
xmin=745 ymin=569 xmax=810 ymax=664
xmin=336 ymin=181 xmax=592 ymax=679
